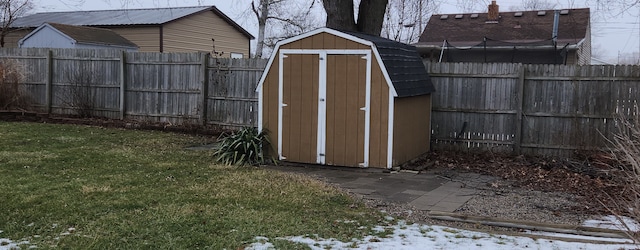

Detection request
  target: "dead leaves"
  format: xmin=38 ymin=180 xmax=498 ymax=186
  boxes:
xmin=405 ymin=151 xmax=625 ymax=215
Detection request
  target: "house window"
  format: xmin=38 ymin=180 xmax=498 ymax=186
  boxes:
xmin=230 ymin=52 xmax=243 ymax=59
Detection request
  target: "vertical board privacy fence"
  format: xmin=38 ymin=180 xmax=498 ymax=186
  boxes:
xmin=0 ymin=48 xmax=267 ymax=127
xmin=427 ymin=62 xmax=640 ymax=156
xmin=2 ymin=48 xmax=639 ymax=157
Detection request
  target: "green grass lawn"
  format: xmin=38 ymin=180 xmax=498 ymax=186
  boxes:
xmin=0 ymin=122 xmax=384 ymax=249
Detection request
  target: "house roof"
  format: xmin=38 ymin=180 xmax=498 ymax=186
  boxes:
xmin=417 ymin=8 xmax=590 ymax=47
xmin=257 ymin=28 xmax=434 ymax=98
xmin=11 ymin=6 xmax=254 ymax=39
xmin=21 ymin=23 xmax=138 ymax=48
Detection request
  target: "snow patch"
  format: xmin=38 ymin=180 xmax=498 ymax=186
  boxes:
xmin=583 ymin=215 xmax=640 ymax=232
xmin=246 ymin=236 xmax=274 ymax=250
xmin=246 ymin=221 xmax=637 ymax=250
xmin=0 ymin=238 xmax=30 ymax=250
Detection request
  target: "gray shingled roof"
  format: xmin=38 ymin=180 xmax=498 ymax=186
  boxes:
xmin=11 ymin=6 xmax=254 ymax=39
xmin=343 ymin=30 xmax=435 ymax=97
xmin=45 ymin=23 xmax=138 ymax=48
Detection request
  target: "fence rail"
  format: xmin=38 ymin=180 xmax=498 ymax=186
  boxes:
xmin=2 ymin=48 xmax=639 ymax=156
xmin=426 ymin=61 xmax=640 ymax=156
xmin=0 ymin=48 xmax=267 ymax=127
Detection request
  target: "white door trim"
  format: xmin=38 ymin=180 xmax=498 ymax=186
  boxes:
xmin=317 ymin=51 xmax=327 ymax=164
xmin=361 ymin=53 xmax=372 ymax=168
xmin=277 ymin=52 xmax=287 ymax=160
xmin=387 ymin=90 xmax=395 ymax=169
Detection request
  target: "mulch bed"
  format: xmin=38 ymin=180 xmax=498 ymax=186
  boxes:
xmin=405 ymin=151 xmax=627 ymax=215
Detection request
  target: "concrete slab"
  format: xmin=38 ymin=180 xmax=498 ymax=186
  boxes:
xmin=429 ymin=201 xmax=462 ymax=212
xmin=445 ymin=194 xmax=475 ymax=204
xmin=349 ymin=188 xmax=376 ymax=195
xmin=409 ymin=195 xmax=441 ymax=208
xmin=347 ymin=177 xmax=380 ymax=185
xmin=374 ymin=187 xmax=407 ymax=196
xmin=388 ymin=193 xmax=422 ymax=203
xmin=402 ymin=189 xmax=428 ymax=196
xmin=265 ymin=165 xmax=495 ymax=213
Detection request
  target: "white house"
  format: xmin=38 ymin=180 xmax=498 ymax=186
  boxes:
xmin=18 ymin=23 xmax=138 ymax=51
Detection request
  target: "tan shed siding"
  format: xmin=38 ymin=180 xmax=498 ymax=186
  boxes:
xmin=263 ymin=54 xmax=280 ymax=156
xmin=5 ymin=29 xmax=31 ymax=48
xmin=392 ymin=95 xmax=431 ymax=165
xmin=325 ymin=54 xmax=366 ymax=167
xmin=368 ymin=58 xmax=389 ymax=168
xmin=109 ymin=26 xmax=160 ymax=52
xmin=281 ymin=33 xmax=369 ymax=50
xmin=281 ymin=54 xmax=319 ymax=163
xmin=163 ymin=10 xmax=250 ymax=55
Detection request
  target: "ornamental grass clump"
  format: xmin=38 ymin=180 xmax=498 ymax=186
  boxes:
xmin=213 ymin=127 xmax=270 ymax=166
xmin=603 ymin=110 xmax=640 ymax=242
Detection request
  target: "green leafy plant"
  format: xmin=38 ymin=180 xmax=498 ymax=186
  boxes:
xmin=213 ymin=127 xmax=270 ymax=166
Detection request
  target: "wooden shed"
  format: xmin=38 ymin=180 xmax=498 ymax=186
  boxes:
xmin=257 ymin=28 xmax=435 ymax=169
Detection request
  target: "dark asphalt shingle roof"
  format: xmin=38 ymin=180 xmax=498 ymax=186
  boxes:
xmin=418 ymin=8 xmax=590 ymax=47
xmin=11 ymin=6 xmax=254 ymax=39
xmin=343 ymin=30 xmax=435 ymax=97
xmin=43 ymin=23 xmax=138 ymax=48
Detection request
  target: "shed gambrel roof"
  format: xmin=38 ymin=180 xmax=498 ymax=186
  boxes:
xmin=258 ymin=28 xmax=434 ymax=98
xmin=21 ymin=23 xmax=138 ymax=48
xmin=342 ymin=31 xmax=435 ymax=97
xmin=11 ymin=6 xmax=254 ymax=39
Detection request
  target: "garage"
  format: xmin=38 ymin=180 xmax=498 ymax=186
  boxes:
xmin=257 ymin=28 xmax=435 ymax=169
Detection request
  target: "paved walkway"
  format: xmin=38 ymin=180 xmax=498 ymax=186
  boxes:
xmin=267 ymin=165 xmax=496 ymax=212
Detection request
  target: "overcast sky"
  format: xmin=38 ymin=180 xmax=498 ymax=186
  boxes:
xmin=32 ymin=0 xmax=640 ymax=63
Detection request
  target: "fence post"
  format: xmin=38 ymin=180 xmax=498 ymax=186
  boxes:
xmin=45 ymin=50 xmax=53 ymax=114
xmin=200 ymin=53 xmax=209 ymax=126
xmin=119 ymin=51 xmax=126 ymax=120
xmin=514 ymin=64 xmax=525 ymax=155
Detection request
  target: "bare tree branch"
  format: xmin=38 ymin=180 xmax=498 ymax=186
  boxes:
xmin=0 ymin=0 xmax=34 ymax=47
xmin=381 ymin=0 xmax=440 ymax=43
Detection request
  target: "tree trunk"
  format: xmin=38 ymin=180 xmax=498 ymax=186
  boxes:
xmin=253 ymin=0 xmax=271 ymax=58
xmin=256 ymin=22 xmax=266 ymax=58
xmin=357 ymin=0 xmax=389 ymax=36
xmin=322 ymin=0 xmax=357 ymax=32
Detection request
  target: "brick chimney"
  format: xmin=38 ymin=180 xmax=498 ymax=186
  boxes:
xmin=487 ymin=0 xmax=499 ymax=22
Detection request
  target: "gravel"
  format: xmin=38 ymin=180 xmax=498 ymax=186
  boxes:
xmin=352 ymin=171 xmax=593 ymax=233
xmin=458 ymin=189 xmax=590 ymax=225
